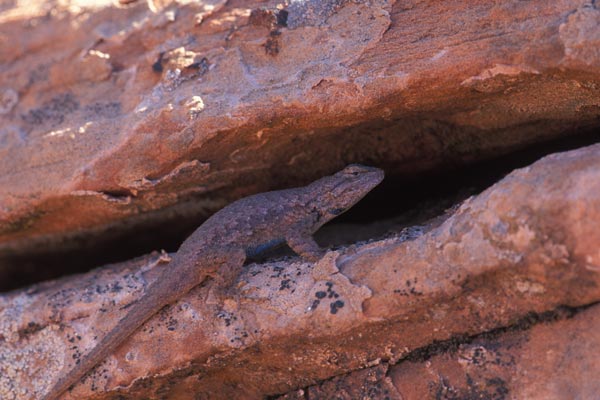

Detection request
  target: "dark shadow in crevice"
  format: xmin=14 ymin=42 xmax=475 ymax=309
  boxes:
xmin=399 ymin=303 xmax=592 ymax=364
xmin=1 ymin=128 xmax=599 ymax=292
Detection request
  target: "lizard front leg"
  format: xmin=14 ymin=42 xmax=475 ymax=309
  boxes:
xmin=205 ymin=247 xmax=247 ymax=295
xmin=286 ymin=231 xmax=326 ymax=262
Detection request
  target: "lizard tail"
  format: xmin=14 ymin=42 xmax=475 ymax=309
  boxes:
xmin=42 ymin=265 xmax=198 ymax=400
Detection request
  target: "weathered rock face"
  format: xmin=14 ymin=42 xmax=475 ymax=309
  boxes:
xmin=390 ymin=304 xmax=600 ymax=400
xmin=1 ymin=0 xmax=599 ymax=262
xmin=278 ymin=304 xmax=600 ymax=400
xmin=1 ymin=0 xmax=600 ymax=398
xmin=2 ymin=143 xmax=599 ymax=399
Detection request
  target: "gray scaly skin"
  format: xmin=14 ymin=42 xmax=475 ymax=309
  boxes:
xmin=43 ymin=164 xmax=384 ymax=400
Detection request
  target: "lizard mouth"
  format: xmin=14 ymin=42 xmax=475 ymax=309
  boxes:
xmin=328 ymin=207 xmax=346 ymax=215
xmin=325 ymin=165 xmax=385 ymax=215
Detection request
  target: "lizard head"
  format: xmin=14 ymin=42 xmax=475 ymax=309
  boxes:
xmin=308 ymin=164 xmax=384 ymax=228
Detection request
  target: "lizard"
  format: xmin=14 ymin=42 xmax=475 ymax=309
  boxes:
xmin=42 ymin=164 xmax=384 ymax=400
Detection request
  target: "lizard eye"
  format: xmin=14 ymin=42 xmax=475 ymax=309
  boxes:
xmin=345 ymin=165 xmax=363 ymax=176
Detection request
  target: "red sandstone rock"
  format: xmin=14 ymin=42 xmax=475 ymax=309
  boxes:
xmin=389 ymin=304 xmax=600 ymax=399
xmin=1 ymin=142 xmax=599 ymax=399
xmin=2 ymin=0 xmax=600 ymax=397
xmin=279 ymin=304 xmax=600 ymax=399
xmin=1 ymin=0 xmax=599 ymax=264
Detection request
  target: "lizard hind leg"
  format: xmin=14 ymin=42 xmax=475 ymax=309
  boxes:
xmin=286 ymin=231 xmax=326 ymax=262
xmin=206 ymin=247 xmax=247 ymax=297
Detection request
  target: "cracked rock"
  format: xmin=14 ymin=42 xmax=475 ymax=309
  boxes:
xmin=2 ymin=143 xmax=599 ymax=399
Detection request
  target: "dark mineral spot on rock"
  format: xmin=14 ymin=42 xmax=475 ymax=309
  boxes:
xmin=276 ymin=9 xmax=288 ymax=27
xmin=152 ymin=52 xmax=165 ymax=72
xmin=279 ymin=279 xmax=291 ymax=290
xmin=187 ymin=57 xmax=209 ymax=75
xmin=111 ymin=283 xmax=123 ymax=293
xmin=84 ymin=101 xmax=121 ymax=118
xmin=167 ymin=317 xmax=178 ymax=331
xmin=311 ymin=299 xmax=320 ymax=310
xmin=21 ymin=92 xmax=79 ymax=126
xmin=270 ymin=266 xmax=285 ymax=278
xmin=18 ymin=321 xmax=43 ymax=337
xmin=330 ymin=300 xmax=344 ymax=314
xmin=264 ymin=32 xmax=281 ymax=56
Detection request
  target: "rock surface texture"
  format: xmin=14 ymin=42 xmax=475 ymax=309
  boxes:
xmin=278 ymin=304 xmax=600 ymax=400
xmin=1 ymin=0 xmax=599 ymax=259
xmin=1 ymin=0 xmax=600 ymax=398
xmin=2 ymin=143 xmax=600 ymax=398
